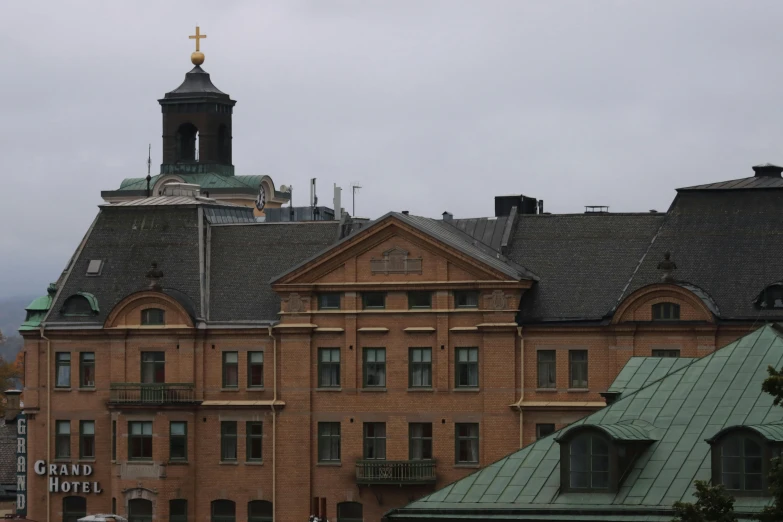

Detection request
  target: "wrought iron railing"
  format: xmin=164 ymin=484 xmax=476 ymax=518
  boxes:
xmin=355 ymin=459 xmax=436 ymax=485
xmin=109 ymin=383 xmax=197 ymax=405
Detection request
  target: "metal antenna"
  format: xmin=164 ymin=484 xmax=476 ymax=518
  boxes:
xmin=145 ymin=144 xmax=152 ymax=197
xmin=351 ymin=183 xmax=362 ymax=216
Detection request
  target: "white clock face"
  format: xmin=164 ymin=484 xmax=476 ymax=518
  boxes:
xmin=255 ymin=185 xmax=266 ymax=211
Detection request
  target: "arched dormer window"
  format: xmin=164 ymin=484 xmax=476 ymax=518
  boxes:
xmin=652 ymin=302 xmax=680 ymax=320
xmin=141 ymin=308 xmax=165 ymax=326
xmin=176 ymin=123 xmax=198 ymax=162
xmin=755 ymin=283 xmax=783 ymax=309
xmin=61 ymin=293 xmax=99 ymax=317
xmin=707 ymin=426 xmax=783 ymax=495
xmin=556 ymin=424 xmax=656 ymax=493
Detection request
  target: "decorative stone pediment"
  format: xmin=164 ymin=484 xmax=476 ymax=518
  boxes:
xmin=370 ymin=247 xmax=422 ymax=275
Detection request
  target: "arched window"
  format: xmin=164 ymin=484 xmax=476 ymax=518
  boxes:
xmin=719 ymin=434 xmax=763 ymax=492
xmin=569 ymin=432 xmax=609 ymax=490
xmin=652 ymin=302 xmax=680 ymax=320
xmin=248 ymin=500 xmax=273 ymax=522
xmin=63 ymin=496 xmax=86 ymax=522
xmin=218 ymin=124 xmax=230 ymax=163
xmin=211 ymin=500 xmax=235 ymax=522
xmin=755 ymin=284 xmax=783 ymax=309
xmin=177 ymin=123 xmax=198 ymax=162
xmin=62 ymin=293 xmax=98 ymax=316
xmin=170 ymin=499 xmax=188 ymax=522
xmin=141 ymin=308 xmax=166 ymax=326
xmin=337 ymin=501 xmax=363 ymax=522
xmin=128 ymin=498 xmax=153 ymax=522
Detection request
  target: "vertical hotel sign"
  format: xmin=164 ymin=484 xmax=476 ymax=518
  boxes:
xmin=16 ymin=413 xmax=26 ymax=516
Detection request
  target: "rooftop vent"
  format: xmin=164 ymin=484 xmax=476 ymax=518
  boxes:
xmin=161 ymin=182 xmax=201 ymax=198
xmin=752 ymin=163 xmax=783 ymax=177
xmin=585 ymin=206 xmax=609 ymax=214
xmin=495 ymin=195 xmax=538 ymax=217
xmin=402 ymin=210 xmax=409 ymax=215
xmin=86 ymin=259 xmax=103 ymax=276
xmin=442 ymin=211 xmax=453 ymax=222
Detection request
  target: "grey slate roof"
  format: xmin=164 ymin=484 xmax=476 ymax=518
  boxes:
xmin=507 ymin=213 xmax=665 ymax=322
xmin=45 ymin=206 xmax=204 ymax=326
xmin=209 ymin=222 xmax=340 ymax=322
xmin=450 ymin=216 xmax=512 ymax=252
xmin=0 ymin=421 xmax=17 ymax=486
xmin=386 ymin=324 xmax=783 ymax=521
xmin=616 ymin=189 xmax=783 ymax=320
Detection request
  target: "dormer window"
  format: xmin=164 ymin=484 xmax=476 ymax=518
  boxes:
xmin=61 ymin=293 xmax=99 ymax=317
xmin=707 ymin=426 xmax=780 ymax=495
xmin=652 ymin=302 xmax=680 ymax=320
xmin=557 ymin=424 xmax=656 ymax=493
xmin=141 ymin=308 xmax=165 ymax=326
xmin=755 ymin=283 xmax=783 ymax=309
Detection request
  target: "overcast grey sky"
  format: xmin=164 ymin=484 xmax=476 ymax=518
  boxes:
xmin=2 ymin=0 xmax=783 ymax=298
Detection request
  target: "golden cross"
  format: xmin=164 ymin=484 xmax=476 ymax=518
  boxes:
xmin=189 ymin=26 xmax=207 ymax=52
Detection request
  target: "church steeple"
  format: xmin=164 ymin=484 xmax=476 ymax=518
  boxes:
xmin=158 ymin=26 xmax=236 ymax=176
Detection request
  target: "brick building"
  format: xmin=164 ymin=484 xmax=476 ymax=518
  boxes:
xmin=18 ymin=48 xmax=783 ymax=522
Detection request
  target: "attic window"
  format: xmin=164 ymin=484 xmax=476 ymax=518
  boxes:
xmin=141 ymin=308 xmax=165 ymax=326
xmin=707 ymin=426 xmax=780 ymax=496
xmin=61 ymin=294 xmax=99 ymax=317
xmin=652 ymin=302 xmax=680 ymax=320
xmin=755 ymin=284 xmax=783 ymax=309
xmin=86 ymin=259 xmax=103 ymax=276
xmin=569 ymin=433 xmax=609 ymax=490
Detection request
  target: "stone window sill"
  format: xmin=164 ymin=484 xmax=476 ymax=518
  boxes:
xmin=54 ymin=388 xmax=72 ymax=392
xmin=567 ymin=388 xmax=589 ymax=393
xmin=219 ymin=461 xmax=238 ymax=465
xmin=316 ymin=462 xmax=342 ymax=467
xmin=245 ymin=461 xmax=264 ymax=466
xmin=245 ymin=387 xmax=265 ymax=391
xmin=220 ymin=388 xmax=240 ymax=392
xmin=408 ymin=388 xmax=434 ymax=392
xmin=78 ymin=387 xmax=96 ymax=392
xmin=316 ymin=387 xmax=342 ymax=392
xmin=453 ymin=388 xmax=480 ymax=393
xmin=454 ymin=463 xmax=480 ymax=468
xmin=168 ymin=460 xmax=189 ymax=465
xmin=536 ymin=388 xmax=558 ymax=393
xmin=360 ymin=388 xmax=387 ymax=392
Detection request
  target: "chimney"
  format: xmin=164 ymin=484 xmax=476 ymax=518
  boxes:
xmin=600 ymin=391 xmax=620 ymax=406
xmin=442 ymin=211 xmax=453 ymax=222
xmin=4 ymin=390 xmax=21 ymax=421
xmin=538 ymin=200 xmax=544 ymax=214
xmin=752 ymin=163 xmax=783 ymax=177
xmin=495 ymin=195 xmax=538 ymax=216
xmin=402 ymin=210 xmax=409 ymax=215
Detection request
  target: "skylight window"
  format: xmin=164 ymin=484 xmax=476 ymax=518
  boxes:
xmin=86 ymin=260 xmax=103 ymax=276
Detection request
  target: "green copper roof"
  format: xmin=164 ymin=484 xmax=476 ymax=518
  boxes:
xmin=117 ymin=174 xmax=262 ymax=192
xmin=706 ymin=423 xmax=783 ymax=443
xmin=75 ymin=292 xmax=100 ymax=313
xmin=557 ymin=423 xmax=656 ymax=442
xmin=607 ymin=356 xmax=697 ymax=399
xmin=19 ymin=284 xmax=56 ymax=331
xmin=387 ymin=324 xmax=783 ymax=520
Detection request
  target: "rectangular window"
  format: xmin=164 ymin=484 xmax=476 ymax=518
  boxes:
xmin=79 ymin=421 xmax=95 ymax=459
xmin=652 ymin=349 xmax=680 ymax=358
xmin=537 ymin=350 xmax=556 ymax=388
xmin=454 ymin=291 xmax=479 ymax=308
xmin=409 ymin=423 xmax=433 ymax=460
xmin=569 ymin=350 xmax=588 ymax=389
xmin=55 ymin=352 xmax=71 ymax=388
xmin=362 ymin=292 xmax=386 ymax=309
xmin=247 ymin=422 xmax=263 ymax=462
xmin=111 ymin=420 xmax=116 ymax=460
xmin=536 ymin=424 xmax=555 ymax=440
xmin=55 ymin=420 xmax=70 ymax=458
xmin=363 ymin=422 xmax=386 ymax=460
xmin=363 ymin=348 xmax=386 ymax=388
xmin=221 ymin=421 xmax=237 ymax=461
xmin=652 ymin=302 xmax=681 ymax=320
xmin=455 ymin=423 xmax=479 ymax=464
xmin=318 ymin=293 xmax=341 ymax=310
xmin=128 ymin=421 xmax=153 ymax=460
xmin=318 ymin=348 xmax=341 ymax=388
xmin=141 ymin=308 xmax=165 ymax=325
xmin=409 ymin=348 xmax=432 ymax=388
xmin=79 ymin=352 xmax=95 ymax=388
xmin=140 ymin=352 xmax=165 ymax=384
xmin=408 ymin=291 xmax=433 ymax=309
xmin=318 ymin=422 xmax=341 ymax=462
xmin=170 ymin=499 xmax=188 ymax=522
xmin=222 ymin=352 xmax=238 ymax=388
xmin=455 ymin=347 xmax=479 ymax=388
xmin=247 ymin=352 xmax=264 ymax=388
xmin=170 ymin=421 xmax=187 ymax=461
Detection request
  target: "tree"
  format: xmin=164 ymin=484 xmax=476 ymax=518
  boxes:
xmin=671 ymin=480 xmax=737 ymax=522
xmin=753 ymin=364 xmax=783 ymax=521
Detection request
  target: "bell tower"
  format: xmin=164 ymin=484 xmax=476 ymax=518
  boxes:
xmin=158 ymin=26 xmax=236 ymax=176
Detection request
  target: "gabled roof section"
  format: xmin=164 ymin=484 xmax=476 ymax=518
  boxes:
xmin=272 ymin=212 xmax=537 ymax=284
xmin=451 ymin=215 xmax=512 ymax=252
xmin=387 ymin=324 xmax=783 ymax=519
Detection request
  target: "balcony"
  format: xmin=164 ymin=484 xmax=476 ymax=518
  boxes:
xmin=109 ymin=383 xmax=198 ymax=406
xmin=355 ymin=460 xmax=436 ymax=486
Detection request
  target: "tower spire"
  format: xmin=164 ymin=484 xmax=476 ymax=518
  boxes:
xmin=189 ymin=26 xmax=207 ymax=65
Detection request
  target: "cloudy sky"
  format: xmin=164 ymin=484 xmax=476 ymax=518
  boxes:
xmin=2 ymin=0 xmax=783 ymax=297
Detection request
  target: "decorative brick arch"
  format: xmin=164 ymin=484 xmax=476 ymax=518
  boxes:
xmin=104 ymin=290 xmax=195 ymax=328
xmin=612 ymin=283 xmax=716 ymax=324
xmin=123 ymin=487 xmax=157 ymax=518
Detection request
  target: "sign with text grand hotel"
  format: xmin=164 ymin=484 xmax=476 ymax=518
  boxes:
xmin=16 ymin=414 xmax=26 ymax=516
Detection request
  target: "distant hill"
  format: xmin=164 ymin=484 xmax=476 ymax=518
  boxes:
xmin=0 ymin=295 xmax=35 ymax=362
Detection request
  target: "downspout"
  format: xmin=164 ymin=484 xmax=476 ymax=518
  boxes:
xmin=514 ymin=326 xmax=524 ymax=448
xmin=267 ymin=325 xmax=277 ymax=521
xmin=40 ymin=324 xmax=51 ymax=522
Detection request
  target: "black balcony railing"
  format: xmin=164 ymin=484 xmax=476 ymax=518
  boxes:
xmin=109 ymin=383 xmax=197 ymax=405
xmin=355 ymin=460 xmax=436 ymax=486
